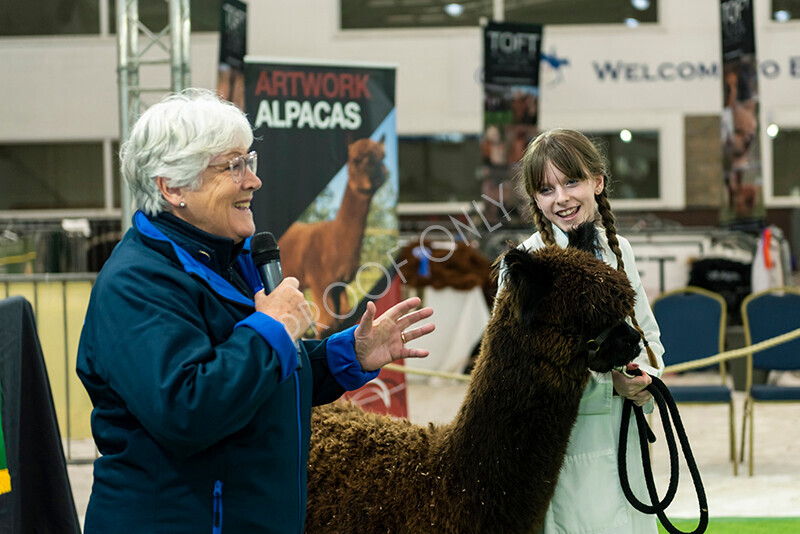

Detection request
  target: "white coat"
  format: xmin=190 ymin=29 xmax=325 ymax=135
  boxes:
xmin=508 ymin=225 xmax=665 ymax=533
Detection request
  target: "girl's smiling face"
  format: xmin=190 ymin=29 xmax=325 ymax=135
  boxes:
xmin=533 ymin=160 xmax=604 ymax=234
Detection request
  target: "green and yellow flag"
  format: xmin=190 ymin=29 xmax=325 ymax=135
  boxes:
xmin=0 ymin=378 xmax=10 ymax=494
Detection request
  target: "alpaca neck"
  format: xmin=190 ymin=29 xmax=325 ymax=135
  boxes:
xmin=437 ymin=331 xmax=589 ymax=531
xmin=331 ymin=180 xmax=373 ymax=236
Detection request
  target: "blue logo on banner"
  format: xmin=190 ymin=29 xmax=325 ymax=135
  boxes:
xmin=541 ymin=50 xmax=570 ymax=86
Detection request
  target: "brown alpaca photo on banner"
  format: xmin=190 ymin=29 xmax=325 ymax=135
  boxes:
xmin=305 ymin=223 xmax=643 ymax=533
xmin=278 ymin=137 xmax=388 ymax=337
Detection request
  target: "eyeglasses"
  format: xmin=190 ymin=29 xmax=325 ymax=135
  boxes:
xmin=207 ymin=151 xmax=257 ymax=183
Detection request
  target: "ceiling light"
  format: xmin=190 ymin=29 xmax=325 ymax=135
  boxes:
xmin=767 ymin=124 xmax=779 ymax=138
xmin=444 ymin=3 xmax=464 ymax=17
xmin=774 ymin=10 xmax=791 ymax=22
xmin=631 ymin=0 xmax=650 ymax=10
xmin=620 ymin=129 xmax=633 ymax=143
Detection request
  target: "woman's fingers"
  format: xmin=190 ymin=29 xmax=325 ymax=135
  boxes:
xmin=382 ymin=297 xmax=423 ymax=322
xmin=398 ymin=322 xmax=436 ymax=345
xmin=359 ymin=301 xmax=376 ymax=332
xmin=395 ymin=305 xmax=434 ymax=333
xmin=254 ymin=279 xmax=313 ymax=340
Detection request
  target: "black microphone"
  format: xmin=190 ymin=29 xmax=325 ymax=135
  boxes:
xmin=250 ymin=231 xmax=302 ymax=368
xmin=251 ymin=232 xmax=283 ymax=294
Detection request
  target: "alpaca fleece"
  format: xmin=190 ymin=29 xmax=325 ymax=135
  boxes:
xmin=306 ymin=224 xmax=641 ymax=533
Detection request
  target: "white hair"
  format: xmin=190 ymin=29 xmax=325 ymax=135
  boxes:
xmin=121 ymin=88 xmax=254 ymax=216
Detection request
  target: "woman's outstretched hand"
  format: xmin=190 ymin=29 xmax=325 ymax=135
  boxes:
xmin=354 ymin=296 xmax=435 ymax=372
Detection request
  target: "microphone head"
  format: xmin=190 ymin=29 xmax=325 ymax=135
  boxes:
xmin=251 ymin=232 xmax=281 ymax=265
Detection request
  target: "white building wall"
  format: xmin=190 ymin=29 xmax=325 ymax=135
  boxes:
xmin=0 ymin=34 xmax=220 ymax=142
xmin=1 ymin=0 xmax=798 ymax=207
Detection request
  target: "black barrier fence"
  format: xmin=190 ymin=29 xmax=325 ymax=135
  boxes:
xmin=0 ymin=274 xmax=98 ymax=464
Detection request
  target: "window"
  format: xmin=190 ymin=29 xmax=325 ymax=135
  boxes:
xmin=108 ymin=0 xmax=222 ymax=33
xmin=772 ymin=1 xmax=800 ymax=22
xmin=342 ymin=0 xmax=492 ymax=29
xmin=0 ymin=0 xmax=99 ymax=36
xmin=340 ymin=0 xmax=657 ymax=30
xmin=397 ymin=131 xmax=659 ymax=205
xmin=398 ymin=135 xmax=482 ymax=203
xmin=586 ymin=130 xmax=660 ymax=200
xmin=0 ymin=0 xmax=224 ymax=37
xmin=508 ymin=0 xmax=657 ymax=26
xmin=771 ymin=128 xmax=800 ymax=197
xmin=0 ymin=143 xmax=106 ymax=210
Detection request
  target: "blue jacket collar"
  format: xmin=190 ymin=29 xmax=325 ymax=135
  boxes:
xmin=134 ymin=211 xmax=257 ymax=307
xmin=151 ymin=211 xmax=243 ymax=275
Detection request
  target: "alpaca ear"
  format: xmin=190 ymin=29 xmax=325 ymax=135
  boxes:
xmin=499 ymin=248 xmax=553 ymax=325
xmin=567 ymin=222 xmax=600 ymax=255
xmin=491 ymin=242 xmax=518 ymax=285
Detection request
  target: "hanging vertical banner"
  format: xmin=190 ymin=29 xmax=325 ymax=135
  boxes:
xmin=244 ymin=58 xmax=398 ymax=334
xmin=482 ymin=21 xmax=542 ymax=225
xmin=244 ymin=58 xmax=402 ymax=415
xmin=216 ymin=0 xmax=247 ymax=110
xmin=720 ymin=0 xmax=764 ymax=228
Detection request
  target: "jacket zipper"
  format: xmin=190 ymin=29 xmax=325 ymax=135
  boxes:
xmin=295 ymin=371 xmax=303 ymax=532
xmin=213 ymin=480 xmax=223 ymax=534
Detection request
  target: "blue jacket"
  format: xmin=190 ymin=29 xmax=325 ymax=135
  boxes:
xmin=76 ymin=211 xmax=377 ymax=533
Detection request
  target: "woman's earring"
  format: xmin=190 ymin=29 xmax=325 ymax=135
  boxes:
xmin=179 ymin=201 xmax=186 ymax=208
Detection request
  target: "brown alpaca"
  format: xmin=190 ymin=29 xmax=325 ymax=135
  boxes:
xmin=278 ymin=138 xmax=387 ymax=337
xmin=306 ymin=224 xmax=643 ymax=533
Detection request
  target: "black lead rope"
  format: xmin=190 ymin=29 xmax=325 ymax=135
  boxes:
xmin=618 ymin=375 xmax=709 ymax=534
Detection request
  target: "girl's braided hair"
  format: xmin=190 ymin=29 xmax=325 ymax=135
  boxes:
xmin=517 ymin=128 xmax=658 ymax=368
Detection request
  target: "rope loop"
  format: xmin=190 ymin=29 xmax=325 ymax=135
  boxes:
xmin=618 ymin=376 xmax=709 ymax=534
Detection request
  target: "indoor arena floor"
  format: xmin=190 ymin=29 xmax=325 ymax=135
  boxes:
xmin=404 ymin=372 xmax=800 ymax=521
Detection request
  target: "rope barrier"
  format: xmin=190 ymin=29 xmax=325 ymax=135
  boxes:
xmin=383 ymin=363 xmax=471 ymax=382
xmin=662 ymin=327 xmax=800 ymax=374
xmin=385 ymin=327 xmax=800 ymax=381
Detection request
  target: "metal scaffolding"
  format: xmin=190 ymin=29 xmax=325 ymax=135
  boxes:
xmin=116 ymin=0 xmax=191 ymax=231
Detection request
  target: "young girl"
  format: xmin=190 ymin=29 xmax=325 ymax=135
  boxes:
xmin=516 ymin=128 xmax=665 ymax=533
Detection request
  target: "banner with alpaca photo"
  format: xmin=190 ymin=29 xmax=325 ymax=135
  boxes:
xmin=244 ymin=58 xmax=406 ymax=416
xmin=482 ymin=21 xmax=542 ymax=226
xmin=719 ymin=0 xmax=765 ymax=229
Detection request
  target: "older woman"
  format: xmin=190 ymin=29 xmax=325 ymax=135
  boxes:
xmin=76 ymin=89 xmax=434 ymax=533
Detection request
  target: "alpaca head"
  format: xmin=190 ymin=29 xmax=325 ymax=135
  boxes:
xmin=495 ymin=222 xmax=641 ymax=373
xmin=348 ymin=137 xmax=387 ymax=194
